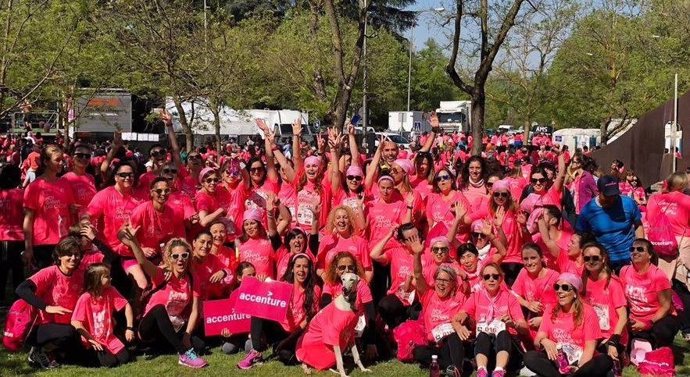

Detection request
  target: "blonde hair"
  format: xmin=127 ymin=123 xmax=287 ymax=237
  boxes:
xmin=326 ymin=205 xmax=360 ymax=235
xmin=666 ymin=172 xmax=688 ymax=192
xmin=161 ymin=238 xmax=193 ymax=272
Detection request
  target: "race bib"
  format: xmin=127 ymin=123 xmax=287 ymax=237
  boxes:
xmin=395 ymin=285 xmax=416 ymax=306
xmin=431 ymin=323 xmax=454 ymax=342
xmin=296 ymin=204 xmax=314 ymax=226
xmin=476 ymin=319 xmax=506 ymax=336
xmin=593 ymin=304 xmax=610 ymax=331
xmin=354 ymin=315 xmax=366 ymax=338
xmin=559 ymin=343 xmax=583 ymax=365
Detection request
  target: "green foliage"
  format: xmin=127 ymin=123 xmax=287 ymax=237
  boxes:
xmin=410 ymin=39 xmax=467 ymax=112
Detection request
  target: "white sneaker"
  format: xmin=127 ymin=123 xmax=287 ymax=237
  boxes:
xmin=519 ymin=366 xmax=537 ymax=376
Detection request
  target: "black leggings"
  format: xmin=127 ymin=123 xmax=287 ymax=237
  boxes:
xmin=139 ymin=305 xmax=204 ymax=354
xmin=413 ymin=333 xmax=464 ymax=370
xmin=250 ymin=317 xmax=302 ymax=364
xmin=378 ymin=294 xmax=410 ymax=329
xmin=523 ymin=350 xmax=612 ymax=377
xmin=630 ymin=315 xmax=679 ymax=348
xmin=500 ymin=263 xmax=523 ymax=287
xmin=474 ymin=331 xmax=513 ymax=357
xmin=30 ymin=323 xmax=84 ymax=363
xmin=0 ymin=241 xmax=23 ymax=303
xmin=672 ymin=278 xmax=690 ymax=332
xmin=95 ymin=349 xmax=130 ymax=368
xmin=33 ymin=244 xmax=56 ymax=270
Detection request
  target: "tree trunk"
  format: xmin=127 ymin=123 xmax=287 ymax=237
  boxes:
xmin=600 ymin=117 xmax=611 ymax=145
xmin=209 ymin=101 xmax=222 ymax=153
xmin=523 ymin=119 xmax=530 ymax=145
xmin=173 ymin=97 xmax=194 ymax=152
xmin=470 ymin=90 xmax=485 ymax=156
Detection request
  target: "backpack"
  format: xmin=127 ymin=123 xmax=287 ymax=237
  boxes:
xmin=2 ymin=299 xmax=38 ymax=352
xmin=392 ymin=319 xmax=427 ymax=362
xmin=647 ymin=202 xmax=679 ymax=259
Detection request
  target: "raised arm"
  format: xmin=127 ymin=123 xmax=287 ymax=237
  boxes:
xmin=552 ymin=152 xmax=566 ymax=193
xmin=256 ymin=119 xmax=279 ymax=183
xmin=406 ymin=234 xmax=428 ymax=297
xmin=292 ymin=118 xmax=303 ymax=174
xmin=100 ymin=131 xmax=123 ymax=184
xmin=536 ymin=215 xmax=560 ymax=259
xmin=161 ymin=110 xmax=182 ymax=170
xmin=346 ymin=123 xmax=361 ymax=168
xmin=329 ymin=129 xmax=345 ymax=194
xmin=419 ymin=112 xmax=440 ymax=153
xmin=364 ymin=134 xmax=385 ymax=190
xmin=273 ymin=148 xmax=296 ymax=183
xmin=119 ymin=225 xmax=158 ymax=279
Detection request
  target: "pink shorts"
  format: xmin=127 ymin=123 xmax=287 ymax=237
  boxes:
xmin=121 ymin=258 xmax=139 ymax=271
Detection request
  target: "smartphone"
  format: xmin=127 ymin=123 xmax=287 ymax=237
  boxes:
xmin=351 ymin=114 xmax=361 ymax=126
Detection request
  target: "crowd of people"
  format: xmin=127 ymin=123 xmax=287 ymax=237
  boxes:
xmin=0 ymin=111 xmax=687 ymax=377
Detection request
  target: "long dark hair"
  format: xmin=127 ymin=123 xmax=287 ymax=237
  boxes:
xmin=459 ymin=156 xmax=487 ymax=191
xmin=414 ymin=152 xmax=435 ymax=184
xmin=580 ymin=242 xmax=613 ymax=297
xmin=246 ymin=157 xmax=266 ymax=187
xmin=281 ymin=254 xmax=318 ymax=321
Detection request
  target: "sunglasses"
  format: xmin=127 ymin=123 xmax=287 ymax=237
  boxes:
xmin=493 ymin=192 xmax=509 ymax=198
xmin=337 ymin=265 xmax=355 ymax=272
xmin=472 ymin=232 xmax=485 ymax=238
xmin=250 ymin=167 xmax=264 ymax=173
xmin=554 ymin=283 xmax=574 ymax=292
xmin=153 ymin=188 xmax=171 ymax=195
xmin=116 ymin=172 xmax=134 ymax=179
xmin=630 ymin=246 xmax=647 ymax=254
xmin=531 ymin=178 xmax=547 ymax=184
xmin=170 ymin=252 xmax=190 ymax=261
xmin=205 ymin=177 xmax=219 ymax=184
xmin=583 ymin=255 xmax=601 ymax=263
xmin=435 ymin=175 xmax=451 ymax=182
xmin=74 ymin=153 xmax=91 ymax=159
xmin=162 ymin=168 xmax=178 ymax=174
xmin=188 ymin=155 xmax=201 ymax=161
xmin=225 ymin=169 xmax=240 ymax=176
xmin=63 ymin=253 xmax=82 ymax=259
xmin=151 ymin=149 xmax=167 ymax=157
xmin=346 ymin=175 xmax=363 ymax=181
xmin=483 ymin=273 xmax=500 ymax=281
xmin=486 ymin=182 xmax=494 ymax=188
xmin=390 ymin=168 xmax=402 ymax=175
xmin=572 ymin=160 xmax=581 ymax=164
xmin=435 ymin=277 xmax=453 ymax=284
xmin=431 ymin=247 xmax=449 ymax=254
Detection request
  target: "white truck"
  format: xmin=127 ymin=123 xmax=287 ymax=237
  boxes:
xmin=387 ymin=111 xmax=428 ymax=137
xmin=436 ymin=100 xmax=471 ymax=133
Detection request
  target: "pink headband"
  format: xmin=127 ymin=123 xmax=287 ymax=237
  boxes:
xmin=291 ymin=253 xmax=311 ymax=262
xmin=243 ymin=208 xmax=264 ymax=223
xmin=305 ymin=156 xmax=321 ymax=167
xmin=429 ymin=236 xmax=449 ymax=247
xmin=198 ymin=167 xmax=216 ymax=184
xmin=378 ymin=175 xmax=394 ymax=185
xmin=346 ymin=165 xmax=364 ymax=177
xmin=492 ymin=180 xmax=510 ymax=192
xmin=393 ymin=159 xmax=413 ymax=175
xmin=557 ymin=272 xmax=582 ymax=292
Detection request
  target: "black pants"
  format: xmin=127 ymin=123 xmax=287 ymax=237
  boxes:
xmin=0 ymin=241 xmax=23 ymax=304
xmin=30 ymin=323 xmax=85 ymax=363
xmin=95 ymin=348 xmax=130 ymax=367
xmin=250 ymin=317 xmax=302 ymax=364
xmin=378 ymin=294 xmax=410 ymax=329
xmin=413 ymin=333 xmax=464 ymax=370
xmin=500 ymin=263 xmax=523 ymax=287
xmin=474 ymin=331 xmax=513 ymax=357
xmin=139 ymin=305 xmax=204 ymax=354
xmin=523 ymin=350 xmax=612 ymax=377
xmin=33 ymin=244 xmax=56 ymax=270
xmin=372 ymin=261 xmax=390 ymax=305
xmin=672 ymin=278 xmax=690 ymax=332
xmin=631 ymin=315 xmax=679 ymax=348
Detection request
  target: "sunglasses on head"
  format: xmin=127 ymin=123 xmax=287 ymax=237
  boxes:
xmin=346 ymin=175 xmax=363 ymax=181
xmin=583 ymin=255 xmax=601 ymax=263
xmin=153 ymin=188 xmax=171 ymax=196
xmin=74 ymin=152 xmax=91 ymax=159
xmin=493 ymin=192 xmax=509 ymax=198
xmin=170 ymin=252 xmax=190 ymax=261
xmin=483 ymin=273 xmax=500 ymax=281
xmin=554 ymin=283 xmax=574 ymax=292
xmin=116 ymin=172 xmax=134 ymax=179
xmin=431 ymin=246 xmax=449 ymax=254
xmin=435 ymin=175 xmax=451 ymax=182
xmin=630 ymin=246 xmax=647 ymax=254
xmin=531 ymin=177 xmax=547 ymax=184
xmin=162 ymin=168 xmax=178 ymax=174
xmin=337 ymin=264 xmax=355 ymax=272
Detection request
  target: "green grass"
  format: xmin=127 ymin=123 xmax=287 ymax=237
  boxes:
xmin=2 ymin=338 xmax=689 ymax=377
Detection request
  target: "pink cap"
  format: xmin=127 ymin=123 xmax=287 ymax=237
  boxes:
xmin=393 ymin=159 xmax=413 ymax=175
xmin=492 ymin=179 xmax=510 ymax=192
xmin=429 ymin=236 xmax=449 ymax=247
xmin=346 ymin=165 xmax=364 ymax=177
xmin=198 ymin=167 xmax=216 ymax=184
xmin=471 ymin=220 xmax=484 ymax=233
xmin=243 ymin=208 xmax=264 ymax=223
xmin=557 ymin=272 xmax=582 ymax=292
xmin=304 ymin=156 xmax=321 ymax=167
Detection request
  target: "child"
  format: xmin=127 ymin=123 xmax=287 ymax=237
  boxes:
xmin=71 ymin=263 xmax=134 ymax=367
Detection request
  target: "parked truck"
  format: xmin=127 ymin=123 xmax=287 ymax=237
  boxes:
xmin=387 ymin=111 xmax=427 ymax=138
xmin=436 ymin=100 xmax=471 ymax=133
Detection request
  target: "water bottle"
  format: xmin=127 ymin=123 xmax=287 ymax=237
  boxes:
xmin=556 ymin=345 xmax=571 ymax=374
xmin=429 ymin=354 xmax=441 ymax=377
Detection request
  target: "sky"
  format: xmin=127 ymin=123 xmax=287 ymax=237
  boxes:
xmin=407 ymin=0 xmax=447 ymax=49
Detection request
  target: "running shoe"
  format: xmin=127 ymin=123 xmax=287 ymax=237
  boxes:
xmin=178 ymin=348 xmax=208 ymax=368
xmin=237 ymin=349 xmax=262 ymax=370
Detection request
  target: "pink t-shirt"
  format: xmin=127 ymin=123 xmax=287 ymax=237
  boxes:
xmin=384 ymin=246 xmax=415 ymax=297
xmin=87 ymin=186 xmax=142 ymax=257
xmin=538 ymin=304 xmax=602 ymax=351
xmin=129 ymin=201 xmax=186 ymax=252
xmin=0 ymin=188 xmax=24 ymax=241
xmin=144 ymin=268 xmax=200 ymax=331
xmin=167 ymin=191 xmax=196 ymax=220
xmin=410 ymin=175 xmax=433 ymax=201
xmin=583 ymin=276 xmax=627 ymax=341
xmin=81 ymin=248 xmax=105 ymax=269
xmin=511 ymin=268 xmax=559 ymax=307
xmin=29 ymin=265 xmax=84 ymax=325
xmin=61 ymin=172 xmax=97 ymax=215
xmin=280 ymin=284 xmax=322 ymax=332
xmin=366 ymin=197 xmax=406 ymax=251
xmin=195 ymin=190 xmax=221 ymax=214
xmin=461 ymin=184 xmax=489 ymax=213
xmin=294 ymin=177 xmax=331 ymax=233
xmin=24 ymin=178 xmax=75 ymax=245
xmin=322 ymin=279 xmax=372 ymax=315
xmin=71 ymin=287 xmax=128 ymax=354
xmin=217 ymin=183 xmax=249 ymax=235
xmin=461 ymin=287 xmax=525 ymax=336
xmin=192 ymin=254 xmax=230 ymax=300
xmin=619 ymin=264 xmax=672 ymax=324
xmin=278 ymin=182 xmax=297 ymax=223
xmin=647 ymin=191 xmax=690 ymax=237
xmin=532 ymin=230 xmax=573 ymax=272
xmin=295 ymin=303 xmax=360 ymax=371
xmin=317 ymin=234 xmax=371 ymax=271
xmin=425 ymin=191 xmax=471 ymax=242
xmin=238 ymin=237 xmax=275 ymax=278
xmin=421 ymin=290 xmax=465 ymax=342
xmin=245 ymin=179 xmax=280 ymax=212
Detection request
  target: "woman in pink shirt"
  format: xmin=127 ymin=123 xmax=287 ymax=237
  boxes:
xmin=620 ymin=238 xmax=678 ymax=347
xmin=120 ymin=233 xmax=208 ymax=369
xmin=420 ymin=236 xmax=464 ymax=289
xmin=535 ymin=205 xmax=581 ymax=274
xmin=191 ymin=231 xmax=230 ymax=301
xmin=0 ymin=164 xmax=24 ymax=304
xmin=409 ymin=235 xmax=466 ymax=377
xmin=216 ymin=159 xmax=249 ymax=239
xmin=61 ymin=143 xmax=96 ymax=217
xmin=389 ymin=158 xmax=423 ymax=222
xmin=292 ymin=155 xmax=330 ymax=233
xmin=458 ymin=156 xmax=490 ymax=213
xmin=209 ymin=220 xmax=238 ymax=275
xmin=317 ymin=205 xmax=371 ymax=281
xmin=194 ymin=168 xmax=226 ymax=228
xmin=511 ymin=243 xmax=559 ymax=341
xmin=16 ymin=236 xmax=85 ymax=368
xmin=523 ymin=272 xmax=612 ymax=377
xmin=580 ymin=243 xmax=627 ymax=369
xmin=24 ymin=144 xmax=76 ymax=268
xmin=276 ymin=224 xmax=318 ymax=279
xmin=411 ymin=152 xmax=434 ymax=201
xmin=488 ymin=180 xmax=524 ymax=285
xmin=239 ymin=253 xmax=321 ymax=369
xmin=159 ymin=162 xmax=197 ymax=230
xmin=425 ymin=169 xmax=472 ymax=243
xmin=332 ymin=165 xmax=369 ymax=215
xmin=236 ymin=206 xmax=283 ymax=280
xmin=452 ymin=262 xmax=528 ymax=377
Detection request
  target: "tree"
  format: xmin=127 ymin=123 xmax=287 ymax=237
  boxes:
xmin=445 ymin=0 xmax=532 ymax=155
xmin=410 ymin=39 xmax=466 ymax=111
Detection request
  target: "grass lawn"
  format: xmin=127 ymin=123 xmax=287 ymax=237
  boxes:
xmin=2 ymin=337 xmax=689 ymax=377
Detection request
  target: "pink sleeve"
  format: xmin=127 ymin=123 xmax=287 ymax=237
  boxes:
xmin=71 ymin=293 xmax=89 ymax=322
xmin=537 ymin=311 xmax=553 ymax=335
xmin=583 ymin=307 xmax=602 ymax=341
xmin=358 ymin=239 xmax=372 ymax=269
xmin=511 ymin=273 xmax=526 ymax=297
xmin=28 ymin=267 xmax=54 ymax=296
xmin=109 ymin=288 xmax=128 ymax=311
xmin=461 ymin=294 xmax=476 ymax=317
xmin=191 ymin=274 xmax=201 ymax=298
xmin=357 ymin=281 xmax=373 ymax=304
xmin=23 ymin=182 xmax=39 ymax=210
xmin=128 ymin=204 xmax=144 ymax=229
xmin=86 ymin=191 xmax=104 ymax=219
xmin=508 ymin=294 xmax=526 ymax=322
xmin=195 ymin=192 xmax=213 ymax=212
xmin=653 ymin=269 xmax=672 ymax=291
xmin=609 ymin=279 xmax=627 ymax=309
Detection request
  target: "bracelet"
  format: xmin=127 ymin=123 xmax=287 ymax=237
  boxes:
xmin=126 ymin=326 xmax=135 ymax=331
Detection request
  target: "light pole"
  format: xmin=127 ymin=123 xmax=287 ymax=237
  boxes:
xmin=407 ymin=8 xmax=445 ymax=112
xmin=362 ymin=11 xmax=369 ymax=133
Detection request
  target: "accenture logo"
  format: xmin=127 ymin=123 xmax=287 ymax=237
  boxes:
xmin=239 ymin=292 xmax=287 ymax=308
xmin=206 ymin=313 xmax=249 ymax=324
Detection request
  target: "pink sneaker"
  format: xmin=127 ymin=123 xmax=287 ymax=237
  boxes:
xmin=477 ymin=367 xmax=489 ymax=377
xmin=178 ymin=349 xmax=208 ymax=368
xmin=237 ymin=349 xmax=262 ymax=370
xmin=492 ymin=369 xmax=506 ymax=377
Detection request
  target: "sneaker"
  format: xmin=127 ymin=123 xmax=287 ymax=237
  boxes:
xmin=178 ymin=348 xmax=208 ymax=369
xmin=445 ymin=365 xmax=461 ymax=377
xmin=492 ymin=369 xmax=506 ymax=377
xmin=519 ymin=366 xmax=537 ymax=376
xmin=477 ymin=367 xmax=489 ymax=377
xmin=28 ymin=347 xmax=57 ymax=369
xmin=237 ymin=349 xmax=262 ymax=370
